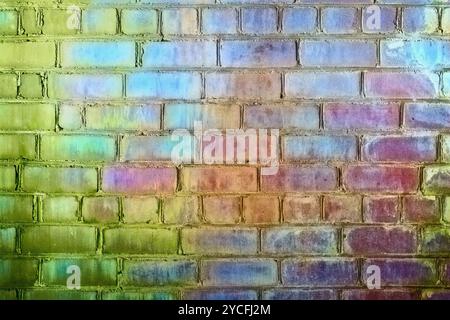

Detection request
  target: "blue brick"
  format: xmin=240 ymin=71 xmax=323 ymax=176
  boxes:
xmin=61 ymin=42 xmax=135 ymax=68
xmin=143 ymin=41 xmax=216 ymax=67
xmin=184 ymin=289 xmax=258 ymax=300
xmin=322 ymin=8 xmax=358 ymax=34
xmin=403 ymin=7 xmax=438 ymax=33
xmin=242 ymin=8 xmax=278 ymax=34
xmin=362 ymin=7 xmax=397 ymax=33
xmin=263 ymin=289 xmax=337 ymax=300
xmin=301 ymin=40 xmax=376 ymax=67
xmin=202 ymin=9 xmax=237 ymax=34
xmin=286 ymin=72 xmax=360 ymax=98
xmin=221 ymin=40 xmax=296 ymax=68
xmin=0 ymin=11 xmax=17 ymax=35
xmin=381 ymin=40 xmax=450 ymax=68
xmin=126 ymin=72 xmax=201 ymax=99
xmin=121 ymin=9 xmax=158 ymax=35
xmin=283 ymin=8 xmax=316 ymax=34
xmin=405 ymin=103 xmax=450 ymax=129
xmin=284 ymin=136 xmax=357 ymax=161
xmin=445 ymin=73 xmax=450 ymax=97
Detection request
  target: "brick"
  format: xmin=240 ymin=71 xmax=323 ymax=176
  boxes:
xmin=343 ymin=166 xmax=419 ymax=193
xmin=324 ymin=103 xmax=399 ymax=131
xmin=23 ymin=290 xmax=96 ymax=300
xmin=59 ymin=105 xmax=82 ymax=130
xmin=322 ymin=8 xmax=358 ymax=34
xmin=285 ymin=72 xmax=360 ymax=98
xmin=82 ymin=197 xmax=118 ymax=223
xmin=282 ymin=258 xmax=358 ymax=286
xmin=103 ymin=228 xmax=178 ymax=254
xmin=19 ymin=74 xmax=43 ymax=99
xmin=121 ymin=9 xmax=157 ymax=35
xmin=49 ymin=74 xmax=122 ymax=100
xmin=323 ymin=195 xmax=361 ymax=223
xmin=202 ymin=9 xmax=237 ymax=34
xmin=0 ymin=290 xmax=16 ymax=300
xmin=244 ymin=104 xmax=319 ymax=130
xmin=162 ymin=8 xmax=198 ymax=35
xmin=362 ymin=135 xmax=436 ymax=162
xmin=23 ymin=166 xmax=97 ymax=193
xmin=42 ymin=9 xmax=78 ymax=35
xmin=201 ymin=259 xmax=277 ymax=286
xmin=423 ymin=166 xmax=450 ymax=194
xmin=42 ymin=259 xmax=117 ymax=286
xmin=123 ymin=260 xmax=197 ymax=286
xmin=242 ymin=8 xmax=277 ymax=34
xmin=43 ymin=197 xmax=79 ymax=223
xmin=221 ymin=41 xmax=296 ymax=68
xmin=283 ymin=136 xmax=357 ymax=161
xmin=283 ymin=196 xmax=320 ymax=223
xmin=262 ymin=227 xmax=338 ymax=255
xmin=0 ymin=228 xmax=15 ymax=253
xmin=143 ymin=41 xmax=216 ymax=67
xmin=0 ymin=166 xmax=16 ymax=191
xmin=343 ymin=226 xmax=417 ymax=255
xmin=182 ymin=167 xmax=257 ymax=193
xmin=0 ymin=195 xmax=33 ymax=222
xmin=22 ymin=226 xmax=97 ymax=254
xmin=143 ymin=292 xmax=176 ymax=300
xmin=282 ymin=8 xmax=316 ymax=34
xmin=0 ymin=74 xmax=17 ymax=98
xmin=301 ymin=40 xmax=376 ymax=67
xmin=444 ymin=197 xmax=450 ymax=223
xmin=184 ymin=289 xmax=257 ymax=300
xmin=362 ymin=7 xmax=397 ymax=33
xmin=103 ymin=167 xmax=177 ymax=194
xmin=123 ymin=197 xmax=159 ymax=224
xmin=82 ymin=9 xmax=117 ymax=35
xmin=0 ymin=259 xmax=38 ymax=287
xmin=362 ymin=259 xmax=436 ymax=286
xmin=364 ymin=72 xmax=439 ymax=99
xmin=163 ymin=196 xmax=199 ymax=224
xmin=86 ymin=105 xmax=160 ymax=131
xmin=422 ymin=290 xmax=450 ymax=300
xmin=206 ymin=73 xmax=280 ymax=99
xmin=263 ymin=289 xmax=337 ymax=300
xmin=0 ymin=11 xmax=17 ymax=35
xmin=402 ymin=196 xmax=439 ymax=223
xmin=243 ymin=196 xmax=279 ymax=224
xmin=0 ymin=103 xmax=55 ymax=131
xmin=422 ymin=227 xmax=450 ymax=254
xmin=61 ymin=41 xmax=135 ymax=68
xmin=405 ymin=103 xmax=450 ymax=129
xmin=444 ymin=9 xmax=450 ymax=34
xmin=445 ymin=73 xmax=450 ymax=97
xmin=127 ymin=72 xmax=201 ymax=100
xmin=442 ymin=260 xmax=450 ymax=284
xmin=261 ymin=166 xmax=338 ymax=192
xmin=22 ymin=8 xmax=40 ymax=35
xmin=403 ymin=7 xmax=438 ymax=33
xmin=363 ymin=196 xmax=399 ymax=223
xmin=203 ymin=196 xmax=241 ymax=224
xmin=182 ymin=227 xmax=257 ymax=255
xmin=342 ymin=290 xmax=418 ymax=300
xmin=381 ymin=40 xmax=450 ymax=68
xmin=443 ymin=135 xmax=450 ymax=162
xmin=41 ymin=135 xmax=116 ymax=161
xmin=165 ymin=103 xmax=240 ymax=130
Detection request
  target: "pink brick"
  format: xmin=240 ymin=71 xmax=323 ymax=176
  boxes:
xmin=261 ymin=166 xmax=338 ymax=192
xmin=343 ymin=166 xmax=419 ymax=193
xmin=283 ymin=196 xmax=320 ymax=223
xmin=243 ymin=196 xmax=279 ymax=224
xmin=323 ymin=195 xmax=361 ymax=223
xmin=324 ymin=103 xmax=400 ymax=130
xmin=102 ymin=167 xmax=177 ymax=194
xmin=203 ymin=196 xmax=241 ymax=224
xmin=363 ymin=196 xmax=399 ymax=223
xmin=402 ymin=196 xmax=439 ymax=223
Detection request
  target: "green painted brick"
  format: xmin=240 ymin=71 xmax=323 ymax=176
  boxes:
xmin=23 ymin=290 xmax=97 ymax=300
xmin=41 ymin=135 xmax=116 ymax=162
xmin=122 ymin=197 xmax=159 ymax=224
xmin=21 ymin=8 xmax=41 ymax=35
xmin=21 ymin=226 xmax=97 ymax=254
xmin=423 ymin=166 xmax=450 ymax=194
xmin=0 ymin=42 xmax=55 ymax=68
xmin=0 ymin=135 xmax=36 ymax=159
xmin=445 ymin=197 xmax=450 ymax=223
xmin=23 ymin=166 xmax=98 ymax=193
xmin=0 ymin=290 xmax=17 ymax=300
xmin=0 ymin=228 xmax=15 ymax=253
xmin=0 ymin=74 xmax=17 ymax=98
xmin=143 ymin=291 xmax=177 ymax=300
xmin=59 ymin=105 xmax=83 ymax=130
xmin=0 ymin=11 xmax=18 ymax=35
xmin=20 ymin=74 xmax=43 ymax=98
xmin=82 ymin=196 xmax=119 ymax=223
xmin=102 ymin=291 xmax=141 ymax=300
xmin=163 ymin=196 xmax=199 ymax=225
xmin=43 ymin=196 xmax=79 ymax=223
xmin=0 ymin=195 xmax=33 ymax=222
xmin=42 ymin=9 xmax=79 ymax=35
xmin=0 ymin=166 xmax=16 ymax=191
xmin=42 ymin=259 xmax=117 ymax=286
xmin=0 ymin=259 xmax=38 ymax=287
xmin=0 ymin=103 xmax=55 ymax=131
xmin=103 ymin=228 xmax=178 ymax=254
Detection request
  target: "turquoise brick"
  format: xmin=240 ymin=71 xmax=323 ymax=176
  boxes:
xmin=121 ymin=9 xmax=158 ymax=35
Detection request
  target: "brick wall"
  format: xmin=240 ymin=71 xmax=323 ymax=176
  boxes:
xmin=0 ymin=0 xmax=450 ymax=300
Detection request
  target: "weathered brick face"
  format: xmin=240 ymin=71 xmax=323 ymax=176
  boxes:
xmin=0 ymin=0 xmax=449 ymax=301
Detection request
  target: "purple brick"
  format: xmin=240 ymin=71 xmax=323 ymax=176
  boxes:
xmin=342 ymin=289 xmax=418 ymax=300
xmin=423 ymin=290 xmax=450 ymax=300
xmin=242 ymin=8 xmax=277 ymax=34
xmin=363 ymin=196 xmax=399 ymax=223
xmin=283 ymin=136 xmax=357 ymax=161
xmin=405 ymin=103 xmax=450 ymax=129
xmin=403 ymin=7 xmax=438 ymax=33
xmin=322 ymin=8 xmax=358 ymax=34
xmin=282 ymin=8 xmax=317 ymax=34
xmin=202 ymin=9 xmax=237 ymax=34
xmin=282 ymin=258 xmax=358 ymax=286
xmin=263 ymin=289 xmax=337 ymax=300
xmin=362 ymin=7 xmax=397 ymax=33
xmin=183 ymin=289 xmax=257 ymax=300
